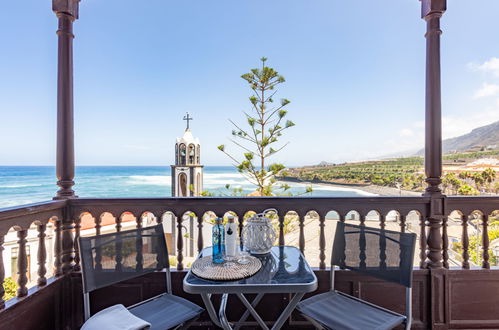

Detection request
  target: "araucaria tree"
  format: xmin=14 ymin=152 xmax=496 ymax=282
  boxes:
xmin=218 ymin=57 xmax=304 ymax=196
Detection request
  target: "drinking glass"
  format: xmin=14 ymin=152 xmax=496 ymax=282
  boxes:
xmin=238 ymin=244 xmax=251 ymax=265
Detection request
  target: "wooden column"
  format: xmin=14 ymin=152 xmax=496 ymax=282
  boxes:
xmin=52 ymin=0 xmax=79 ymax=275
xmin=53 ymin=0 xmax=79 ymax=199
xmin=421 ymin=0 xmax=446 ymax=269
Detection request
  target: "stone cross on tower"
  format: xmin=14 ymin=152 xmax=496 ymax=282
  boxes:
xmin=183 ymin=112 xmax=193 ymax=130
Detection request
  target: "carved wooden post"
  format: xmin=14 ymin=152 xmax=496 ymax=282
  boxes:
xmin=278 ymin=214 xmax=285 ymax=246
xmin=61 ymin=207 xmax=75 ymax=274
xmin=52 ymin=0 xmax=80 ymax=275
xmin=177 ymin=215 xmax=184 ymax=270
xmin=0 ymin=235 xmax=5 ymax=309
xmin=37 ymin=224 xmax=47 ymax=286
xmin=17 ymin=230 xmax=28 ymax=297
xmin=197 ymin=216 xmax=204 ymax=253
xmin=53 ymin=0 xmax=79 ymax=199
xmin=419 ymin=214 xmax=427 ymax=269
xmin=442 ymin=215 xmax=449 ymax=269
xmin=379 ymin=214 xmax=386 ymax=230
xmin=421 ymin=0 xmax=446 ymax=269
xmin=94 ymin=216 xmax=102 ymax=271
xmin=319 ymin=214 xmax=326 ymax=270
xmin=298 ymin=213 xmax=305 ymax=253
xmin=54 ymin=218 xmax=63 ymax=276
xmin=400 ymin=214 xmax=407 ymax=233
xmin=461 ymin=214 xmax=470 ymax=269
xmin=73 ymin=216 xmax=81 ymax=271
xmin=482 ymin=214 xmax=490 ymax=269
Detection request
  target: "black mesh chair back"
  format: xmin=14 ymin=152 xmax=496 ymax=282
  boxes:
xmin=79 ymin=224 xmax=169 ymax=294
xmin=332 ymin=222 xmax=416 ymax=288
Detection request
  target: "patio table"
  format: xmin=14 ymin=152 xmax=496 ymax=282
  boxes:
xmin=183 ymin=245 xmax=317 ymax=330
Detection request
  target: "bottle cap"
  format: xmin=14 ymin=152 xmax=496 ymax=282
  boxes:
xmin=215 ymin=217 xmax=223 ymax=224
xmin=227 ymin=216 xmax=235 ymax=223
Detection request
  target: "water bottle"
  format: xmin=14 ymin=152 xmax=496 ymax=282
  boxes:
xmin=212 ymin=217 xmax=225 ymax=263
xmin=225 ymin=216 xmax=237 ymax=258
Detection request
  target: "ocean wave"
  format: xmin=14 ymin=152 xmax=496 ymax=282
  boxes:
xmin=0 ymin=184 xmax=44 ymax=188
xmin=127 ymin=175 xmax=171 ymax=186
xmin=203 ymin=173 xmax=245 ymax=179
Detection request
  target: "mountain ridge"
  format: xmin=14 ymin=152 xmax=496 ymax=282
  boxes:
xmin=415 ymin=120 xmax=499 ymax=155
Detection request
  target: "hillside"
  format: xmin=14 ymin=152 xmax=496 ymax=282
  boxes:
xmin=416 ymin=120 xmax=499 ymax=155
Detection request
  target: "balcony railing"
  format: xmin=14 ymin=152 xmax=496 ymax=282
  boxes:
xmin=1 ymin=196 xmax=499 ymax=329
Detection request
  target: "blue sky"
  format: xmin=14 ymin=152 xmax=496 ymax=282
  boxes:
xmin=0 ymin=0 xmax=498 ymax=166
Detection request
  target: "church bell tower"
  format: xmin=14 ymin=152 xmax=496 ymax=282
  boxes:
xmin=171 ymin=113 xmax=204 ymax=196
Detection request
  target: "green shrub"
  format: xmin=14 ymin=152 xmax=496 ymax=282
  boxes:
xmin=3 ymin=277 xmax=17 ymax=301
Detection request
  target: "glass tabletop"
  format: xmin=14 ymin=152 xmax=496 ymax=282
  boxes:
xmin=183 ymin=246 xmax=318 ymax=294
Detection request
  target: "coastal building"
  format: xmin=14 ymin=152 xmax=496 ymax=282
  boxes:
xmin=171 ymin=113 xmax=203 ymax=197
xmin=164 ymin=113 xmax=207 ymax=260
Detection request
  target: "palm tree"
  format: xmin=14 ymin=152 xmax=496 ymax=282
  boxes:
xmin=481 ymin=168 xmax=497 ymax=194
xmin=473 ymin=172 xmax=485 ymax=193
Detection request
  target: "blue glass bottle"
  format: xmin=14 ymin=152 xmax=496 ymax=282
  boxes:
xmin=212 ymin=217 xmax=225 ymax=264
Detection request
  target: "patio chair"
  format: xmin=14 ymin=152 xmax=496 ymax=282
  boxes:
xmin=79 ymin=224 xmax=203 ymax=330
xmin=297 ymin=222 xmax=416 ymax=330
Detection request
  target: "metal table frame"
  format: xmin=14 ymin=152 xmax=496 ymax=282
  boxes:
xmin=183 ymin=246 xmax=318 ymax=330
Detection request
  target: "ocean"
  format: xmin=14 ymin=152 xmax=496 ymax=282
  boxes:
xmin=0 ymin=166 xmax=374 ymax=209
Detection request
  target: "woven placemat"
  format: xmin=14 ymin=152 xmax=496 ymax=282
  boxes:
xmin=191 ymin=256 xmax=262 ymax=281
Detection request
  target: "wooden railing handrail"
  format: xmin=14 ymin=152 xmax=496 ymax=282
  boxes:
xmin=0 ymin=195 xmax=498 ymax=311
xmin=0 ymin=200 xmax=67 ymax=221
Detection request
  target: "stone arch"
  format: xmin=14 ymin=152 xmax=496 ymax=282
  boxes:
xmin=179 ymin=143 xmax=186 ymax=165
xmin=196 ymin=144 xmax=200 ymax=164
xmin=188 ymin=144 xmax=195 ymax=164
xmin=178 ymin=172 xmax=188 ymax=197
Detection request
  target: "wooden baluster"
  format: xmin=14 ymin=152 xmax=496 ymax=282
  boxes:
xmin=136 ymin=217 xmax=143 ymax=271
xmin=238 ymin=213 xmax=245 ymax=247
xmin=319 ymin=214 xmax=326 ymax=270
xmin=37 ymin=224 xmax=47 ymax=286
xmin=482 ymin=214 xmax=490 ymax=269
xmin=400 ymin=214 xmax=406 ymax=233
xmin=116 ymin=215 xmax=122 ymax=233
xmin=197 ymin=216 xmax=204 ymax=253
xmin=95 ymin=216 xmax=102 ymax=271
xmin=177 ymin=215 xmax=184 ymax=270
xmin=379 ymin=219 xmax=387 ymax=270
xmin=136 ymin=215 xmax=143 ymax=229
xmin=380 ymin=214 xmax=386 ymax=230
xmin=359 ymin=226 xmax=367 ymax=269
xmin=359 ymin=213 xmax=366 ymax=226
xmin=115 ymin=215 xmax=123 ymax=271
xmin=156 ymin=213 xmax=163 ymax=225
xmin=0 ymin=235 xmax=5 ymax=309
xmin=419 ymin=214 xmax=427 ymax=269
xmin=299 ymin=213 xmax=305 ymax=253
xmin=278 ymin=214 xmax=285 ymax=246
xmin=54 ymin=218 xmax=63 ymax=276
xmin=442 ymin=215 xmax=449 ymax=269
xmin=61 ymin=207 xmax=75 ymax=275
xmin=189 ymin=215 xmax=194 ymax=257
xmin=461 ymin=214 xmax=470 ymax=269
xmin=73 ymin=217 xmax=81 ymax=271
xmin=17 ymin=230 xmax=28 ymax=297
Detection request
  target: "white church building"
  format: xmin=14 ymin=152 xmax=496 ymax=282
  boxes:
xmin=171 ymin=113 xmax=203 ymax=197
